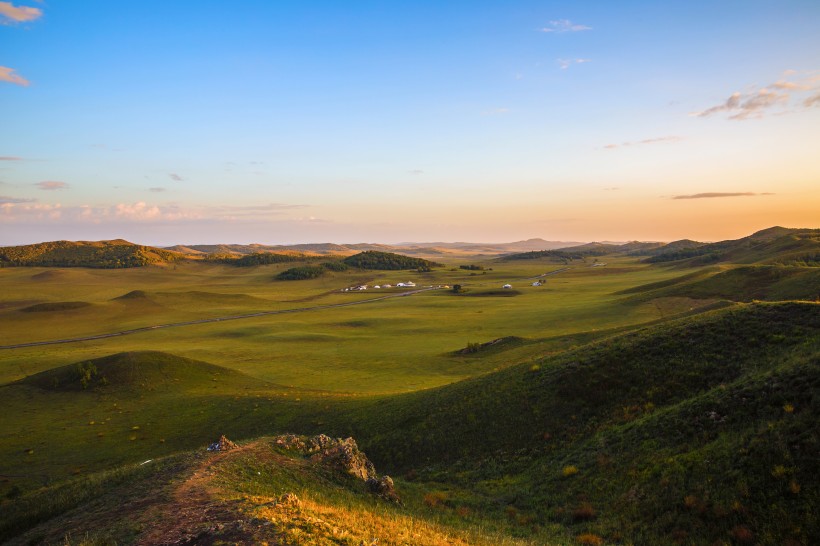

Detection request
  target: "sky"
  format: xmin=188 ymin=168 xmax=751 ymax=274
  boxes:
xmin=1 ymin=1 xmax=819 ymax=246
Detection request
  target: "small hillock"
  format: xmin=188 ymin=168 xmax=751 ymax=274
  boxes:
xmin=19 ymin=301 xmax=91 ymax=313
xmin=20 ymin=351 xmax=263 ymax=392
xmin=343 ymin=250 xmax=440 ymax=270
xmin=0 ymin=240 xmax=185 ymax=268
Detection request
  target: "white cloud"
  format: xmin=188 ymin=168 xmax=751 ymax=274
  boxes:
xmin=0 ymin=1 xmax=42 ymax=23
xmin=0 ymin=200 xmax=309 ymax=225
xmin=539 ymin=19 xmax=591 ymax=33
xmin=693 ymin=71 xmax=820 ymax=120
xmin=557 ymin=58 xmax=591 ymax=70
xmin=169 ymin=173 xmax=184 ymax=181
xmin=0 ymin=66 xmax=29 ymax=86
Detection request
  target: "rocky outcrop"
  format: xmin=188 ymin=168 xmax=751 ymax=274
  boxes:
xmin=273 ymin=434 xmax=399 ymax=503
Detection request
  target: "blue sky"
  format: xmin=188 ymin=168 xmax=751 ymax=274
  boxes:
xmin=1 ymin=1 xmax=819 ymax=245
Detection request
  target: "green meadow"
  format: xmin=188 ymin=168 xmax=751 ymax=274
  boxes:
xmin=0 ymin=239 xmax=818 ymax=545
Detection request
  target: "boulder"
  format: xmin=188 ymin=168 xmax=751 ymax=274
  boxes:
xmin=207 ymin=435 xmax=239 ymax=452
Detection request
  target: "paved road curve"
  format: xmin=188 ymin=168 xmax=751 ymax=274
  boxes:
xmin=0 ymin=287 xmax=438 ymax=350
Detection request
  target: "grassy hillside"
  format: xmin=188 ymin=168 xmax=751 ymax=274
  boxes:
xmin=0 ymin=239 xmax=185 ymax=268
xmin=646 ymin=227 xmax=820 ymax=266
xmin=1 ymin=438 xmax=536 ymax=546
xmin=336 ymin=302 xmax=820 ymax=545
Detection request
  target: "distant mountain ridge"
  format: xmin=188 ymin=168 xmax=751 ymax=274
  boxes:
xmin=166 ymin=238 xmax=584 ymax=257
xmin=2 ymin=227 xmax=817 ymax=268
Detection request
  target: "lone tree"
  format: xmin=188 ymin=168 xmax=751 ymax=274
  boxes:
xmin=452 ymin=284 xmax=463 ymax=293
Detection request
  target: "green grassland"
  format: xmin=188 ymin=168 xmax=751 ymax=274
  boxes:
xmin=0 ymin=240 xmax=818 ymax=545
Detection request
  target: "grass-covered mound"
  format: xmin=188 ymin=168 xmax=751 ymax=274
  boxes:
xmin=18 ymin=301 xmax=91 ymax=313
xmin=343 ymin=250 xmax=440 ymax=270
xmin=0 ymin=239 xmax=186 ymax=268
xmin=20 ymin=351 xmax=266 ymax=392
xmin=339 ymin=302 xmax=819 ymax=544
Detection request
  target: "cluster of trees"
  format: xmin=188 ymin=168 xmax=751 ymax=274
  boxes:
xmin=206 ymin=252 xmax=306 ymax=266
xmin=275 ymin=265 xmax=327 ymax=280
xmin=342 ymin=251 xmax=441 ymax=271
xmin=644 ymin=248 xmax=714 ymax=263
xmin=0 ymin=240 xmax=183 ymax=269
xmin=321 ymin=261 xmax=349 ymax=271
xmin=504 ymin=249 xmax=595 ymax=262
xmin=459 ymin=264 xmax=484 ymax=270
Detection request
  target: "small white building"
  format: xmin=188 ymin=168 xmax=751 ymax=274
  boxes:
xmin=502 ymin=284 xmax=512 ymax=289
xmin=532 ymin=282 xmax=541 ymax=287
xmin=383 ymin=284 xmax=392 ymax=288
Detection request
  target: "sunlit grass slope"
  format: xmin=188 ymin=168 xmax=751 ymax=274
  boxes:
xmin=1 ymin=439 xmax=540 ymax=546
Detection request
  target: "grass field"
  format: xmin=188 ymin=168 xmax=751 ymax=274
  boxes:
xmin=1 ymin=250 xmax=818 ymax=545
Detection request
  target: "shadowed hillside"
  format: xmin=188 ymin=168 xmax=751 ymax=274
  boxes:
xmin=624 ymin=265 xmax=820 ymax=302
xmin=338 ymin=302 xmax=820 ymax=545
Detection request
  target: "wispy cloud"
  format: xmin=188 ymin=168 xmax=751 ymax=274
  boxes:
xmin=604 ymin=135 xmax=682 ymax=150
xmin=481 ymin=107 xmax=510 ymax=115
xmin=149 ymin=187 xmax=166 ymax=192
xmin=35 ymin=181 xmax=69 ymax=191
xmin=408 ymin=169 xmax=424 ymax=175
xmin=672 ymin=192 xmax=774 ymax=200
xmin=539 ymin=19 xmax=591 ymax=33
xmin=0 ymin=201 xmax=309 ymax=224
xmin=0 ymin=66 xmax=29 ymax=86
xmin=0 ymin=156 xmax=22 ymax=161
xmin=0 ymin=195 xmax=36 ymax=204
xmin=693 ymin=72 xmax=820 ymax=120
xmin=208 ymin=203 xmax=308 ymax=220
xmin=557 ymin=58 xmax=590 ymax=70
xmin=805 ymin=91 xmax=820 ymax=108
xmin=0 ymin=1 xmax=42 ymax=23
xmin=169 ymin=173 xmax=184 ymax=182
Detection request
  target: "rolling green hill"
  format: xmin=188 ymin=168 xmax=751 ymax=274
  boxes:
xmin=646 ymin=227 xmax=820 ymax=266
xmin=0 ymin=239 xmax=186 ymax=268
xmin=2 ymin=304 xmax=817 ymax=544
